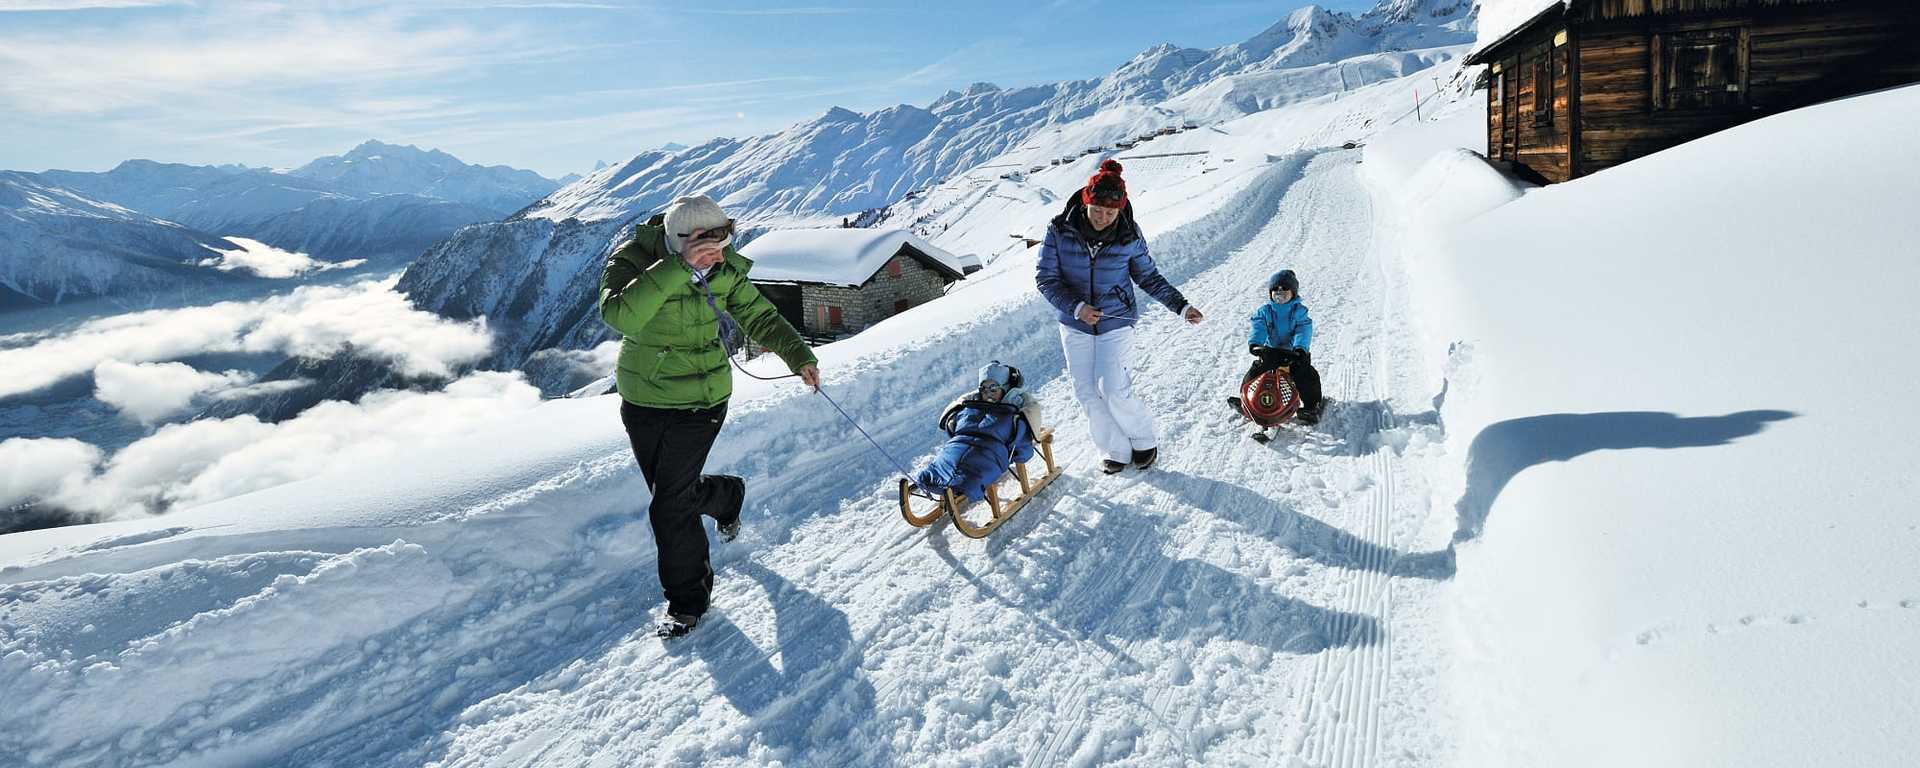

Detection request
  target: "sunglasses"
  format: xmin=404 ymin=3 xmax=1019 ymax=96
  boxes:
xmin=680 ymin=221 xmax=735 ymax=244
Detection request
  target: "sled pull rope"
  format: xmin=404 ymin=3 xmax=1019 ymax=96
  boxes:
xmin=816 ymin=387 xmax=921 ymax=484
xmin=693 ymin=272 xmax=914 ymax=483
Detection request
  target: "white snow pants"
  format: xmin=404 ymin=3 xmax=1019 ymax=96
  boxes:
xmin=1060 ymin=324 xmax=1157 ymax=463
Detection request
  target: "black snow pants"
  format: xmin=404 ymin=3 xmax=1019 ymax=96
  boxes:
xmin=619 ymin=400 xmax=745 ymax=617
xmin=1245 ymin=348 xmax=1324 ymax=411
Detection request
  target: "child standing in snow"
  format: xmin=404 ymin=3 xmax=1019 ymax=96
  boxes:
xmin=1242 ymin=269 xmax=1325 ymax=427
xmin=911 ymin=362 xmax=1045 ymax=503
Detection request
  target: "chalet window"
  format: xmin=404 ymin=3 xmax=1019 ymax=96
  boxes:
xmin=1532 ymin=51 xmax=1553 ymax=126
xmin=828 ymin=306 xmax=844 ymax=329
xmin=1653 ymin=27 xmax=1748 ymax=111
xmin=815 ymin=305 xmax=828 ymax=329
xmin=894 ymin=299 xmax=910 ymax=315
xmin=887 ymin=259 xmax=902 ymax=278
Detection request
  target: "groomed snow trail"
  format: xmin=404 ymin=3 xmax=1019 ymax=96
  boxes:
xmin=371 ymin=151 xmax=1457 ymax=767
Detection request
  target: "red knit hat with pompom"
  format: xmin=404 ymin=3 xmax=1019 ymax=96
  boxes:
xmin=1082 ymin=159 xmax=1127 ymax=208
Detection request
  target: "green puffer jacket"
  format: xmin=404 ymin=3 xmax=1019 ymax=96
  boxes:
xmin=599 ymin=216 xmax=815 ymax=409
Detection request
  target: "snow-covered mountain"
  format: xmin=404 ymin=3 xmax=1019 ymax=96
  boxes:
xmin=396 ymin=0 xmax=1475 ymax=375
xmin=0 ymin=172 xmax=245 ymax=306
xmin=290 ymin=140 xmax=560 ymax=214
xmin=28 ymin=143 xmax=562 ymax=266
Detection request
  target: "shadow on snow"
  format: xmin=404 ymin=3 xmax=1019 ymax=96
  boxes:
xmin=1452 ymin=409 xmax=1796 ymax=543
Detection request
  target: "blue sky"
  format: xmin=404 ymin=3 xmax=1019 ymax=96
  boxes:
xmin=0 ymin=0 xmax=1378 ymax=178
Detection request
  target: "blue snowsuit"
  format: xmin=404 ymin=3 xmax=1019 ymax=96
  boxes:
xmin=1035 ymin=199 xmax=1189 ymax=335
xmin=1248 ymin=297 xmax=1313 ymax=351
xmin=1244 ymin=294 xmax=1322 ymax=411
xmin=912 ymin=395 xmax=1040 ymax=502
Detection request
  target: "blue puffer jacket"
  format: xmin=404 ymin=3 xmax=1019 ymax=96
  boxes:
xmin=1248 ymin=297 xmax=1313 ymax=351
xmin=912 ymin=394 xmax=1041 ymax=502
xmin=1035 ymin=199 xmax=1188 ymax=335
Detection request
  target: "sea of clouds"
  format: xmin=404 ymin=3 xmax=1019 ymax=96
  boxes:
xmin=0 ymin=277 xmax=555 ymax=523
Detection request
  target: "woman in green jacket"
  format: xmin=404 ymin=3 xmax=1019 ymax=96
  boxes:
xmin=599 ymin=195 xmax=819 ymax=639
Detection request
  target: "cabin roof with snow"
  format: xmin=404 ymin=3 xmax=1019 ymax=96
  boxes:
xmin=741 ymin=229 xmax=980 ymax=288
xmin=1467 ymin=0 xmax=1874 ymax=67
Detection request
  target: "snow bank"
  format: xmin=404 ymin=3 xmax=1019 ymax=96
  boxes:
xmin=739 ymin=228 xmax=978 ymax=286
xmin=1373 ymin=83 xmax=1920 ymax=767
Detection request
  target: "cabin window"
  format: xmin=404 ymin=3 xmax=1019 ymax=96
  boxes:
xmin=1654 ymin=27 xmax=1747 ymax=110
xmin=828 ymin=306 xmax=844 ymax=329
xmin=887 ymin=259 xmax=902 ymax=278
xmin=1532 ymin=54 xmax=1553 ymax=126
xmin=894 ymin=299 xmax=910 ymax=315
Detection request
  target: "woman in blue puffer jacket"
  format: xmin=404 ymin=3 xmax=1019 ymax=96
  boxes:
xmin=912 ymin=362 xmax=1044 ymax=502
xmin=1035 ymin=159 xmax=1203 ymax=474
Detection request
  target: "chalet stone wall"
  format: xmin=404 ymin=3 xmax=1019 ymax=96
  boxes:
xmin=798 ymin=254 xmax=950 ymax=336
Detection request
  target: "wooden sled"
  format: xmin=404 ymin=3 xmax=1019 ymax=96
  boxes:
xmin=898 ymin=428 xmax=1060 ymax=538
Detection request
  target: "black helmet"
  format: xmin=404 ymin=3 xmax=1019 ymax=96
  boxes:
xmin=1267 ymin=269 xmax=1299 ymax=295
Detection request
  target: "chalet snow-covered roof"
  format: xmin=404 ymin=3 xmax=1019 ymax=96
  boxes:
xmin=741 ymin=228 xmax=980 ymax=287
xmin=1465 ymin=0 xmax=1567 ymax=65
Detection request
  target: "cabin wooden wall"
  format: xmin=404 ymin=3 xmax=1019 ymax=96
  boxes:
xmin=1485 ymin=23 xmax=1578 ymax=183
xmin=1574 ymin=3 xmax=1918 ymax=177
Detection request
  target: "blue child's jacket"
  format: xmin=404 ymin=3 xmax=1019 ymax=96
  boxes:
xmin=1035 ymin=198 xmax=1188 ymax=335
xmin=1248 ymin=296 xmax=1313 ymax=351
xmin=912 ymin=392 xmax=1044 ymax=502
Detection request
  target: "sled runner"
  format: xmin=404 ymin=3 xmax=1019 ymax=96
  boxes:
xmin=898 ymin=427 xmax=1060 ymax=538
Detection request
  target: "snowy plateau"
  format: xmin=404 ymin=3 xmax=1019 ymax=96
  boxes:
xmin=3 ymin=2 xmax=1918 ymax=767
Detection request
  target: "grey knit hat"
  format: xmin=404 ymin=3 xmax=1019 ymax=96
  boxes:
xmin=662 ymin=195 xmax=731 ymax=254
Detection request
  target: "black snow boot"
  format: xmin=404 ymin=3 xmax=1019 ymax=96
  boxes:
xmin=1297 ymin=399 xmax=1328 ymax=426
xmin=1101 ymin=459 xmax=1127 ymax=474
xmin=656 ymin=611 xmax=700 ymax=639
xmin=1131 ymin=448 xmax=1158 ymax=471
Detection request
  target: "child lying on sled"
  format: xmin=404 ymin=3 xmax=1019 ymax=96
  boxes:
xmin=910 ymin=361 xmax=1045 ymax=503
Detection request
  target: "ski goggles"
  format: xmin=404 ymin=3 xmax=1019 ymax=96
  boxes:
xmin=680 ymin=221 xmax=735 ymax=244
xmin=978 ymin=361 xmax=1015 ymax=389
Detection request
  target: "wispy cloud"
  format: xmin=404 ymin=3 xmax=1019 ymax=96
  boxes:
xmin=0 ymin=0 xmax=187 ymax=10
xmin=0 ymin=13 xmax=502 ymax=115
xmin=689 ymin=6 xmax=861 ymax=16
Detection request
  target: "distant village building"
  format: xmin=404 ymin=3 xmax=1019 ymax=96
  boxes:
xmin=1466 ymin=0 xmax=1920 ymax=183
xmin=742 ymin=229 xmax=982 ymax=343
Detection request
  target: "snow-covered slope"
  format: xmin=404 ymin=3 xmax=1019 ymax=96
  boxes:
xmin=1367 ymin=84 xmax=1920 ymax=767
xmin=4 ymin=13 xmax=1914 ymax=766
xmin=0 ymin=173 xmax=245 ymax=305
xmin=396 ymin=0 xmax=1474 ymax=374
xmin=0 ymin=53 xmax=1477 ymax=766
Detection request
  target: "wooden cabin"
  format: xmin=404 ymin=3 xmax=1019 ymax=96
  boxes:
xmin=1466 ymin=0 xmax=1920 ymax=183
